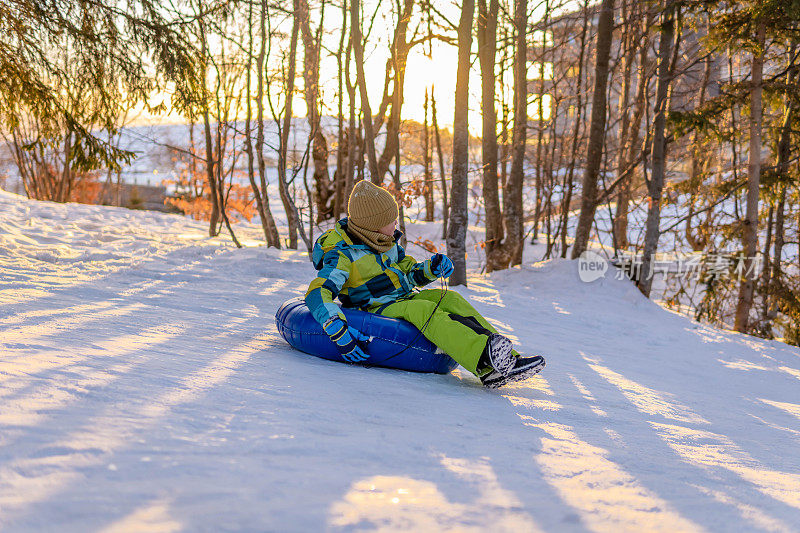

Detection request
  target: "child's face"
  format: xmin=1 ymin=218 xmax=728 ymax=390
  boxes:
xmin=377 ymin=220 xmax=397 ymax=236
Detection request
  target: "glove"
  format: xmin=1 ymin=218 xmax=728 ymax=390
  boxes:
xmin=430 ymin=253 xmax=454 ymax=278
xmin=323 ymin=316 xmax=370 ymax=362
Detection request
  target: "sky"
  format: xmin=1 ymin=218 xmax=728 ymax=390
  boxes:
xmin=135 ymin=0 xmax=559 ymax=134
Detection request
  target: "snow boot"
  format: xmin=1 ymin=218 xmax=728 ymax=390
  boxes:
xmin=485 ymin=333 xmax=517 ymax=376
xmin=485 ymin=333 xmax=515 ymax=376
xmin=481 ymin=355 xmax=546 ymax=389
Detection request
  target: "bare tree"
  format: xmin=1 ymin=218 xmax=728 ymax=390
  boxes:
xmin=197 ymin=10 xmax=221 ymax=238
xmin=571 ymin=0 xmax=615 ymax=259
xmin=479 ymin=0 xmax=527 ymax=270
xmin=246 ymin=0 xmax=280 ymax=248
xmin=477 ymin=0 xmax=503 ymax=272
xmin=333 ymin=0 xmax=349 ymax=219
xmin=350 ymin=0 xmax=380 ymax=182
xmin=431 ymin=86 xmax=449 ymax=239
xmin=376 ymin=0 xmax=415 ymax=184
xmin=638 ymin=2 xmax=677 ymax=297
xmin=763 ymin=43 xmax=798 ymax=329
xmin=446 ymin=0 xmax=475 ymax=286
xmin=344 ymin=3 xmax=359 ymax=199
xmin=611 ymin=0 xmax=639 ymax=251
xmin=505 ymin=0 xmax=528 ymax=267
xmin=275 ymin=0 xmax=307 ymax=250
xmin=613 ymin=7 xmax=655 ymax=251
xmin=297 ymin=0 xmax=335 ymax=222
xmin=559 ymin=0 xmax=590 ymax=258
xmin=734 ymin=20 xmax=766 ymax=332
xmin=423 ymin=88 xmax=434 ymax=221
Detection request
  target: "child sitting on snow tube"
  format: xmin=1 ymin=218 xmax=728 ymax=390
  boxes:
xmin=304 ymin=180 xmax=545 ymax=389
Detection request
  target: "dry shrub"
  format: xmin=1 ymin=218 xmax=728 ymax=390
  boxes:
xmin=384 ymin=176 xmax=428 ymax=208
xmin=163 ymin=158 xmax=255 ymax=222
xmin=413 ymin=238 xmax=439 ymax=253
xmin=69 ymin=171 xmax=103 ymax=204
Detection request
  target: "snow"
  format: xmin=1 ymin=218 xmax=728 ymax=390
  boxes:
xmin=1 ymin=188 xmax=800 ymax=532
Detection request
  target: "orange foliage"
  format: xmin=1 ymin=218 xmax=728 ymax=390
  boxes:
xmin=413 ymin=238 xmax=439 ymax=253
xmin=163 ymin=157 xmax=256 ymax=223
xmin=383 ymin=176 xmax=429 ymax=209
xmin=28 ymin=163 xmax=102 ymax=204
xmin=69 ymin=171 xmax=103 ymax=204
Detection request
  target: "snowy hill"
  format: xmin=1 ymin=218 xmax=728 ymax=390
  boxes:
xmin=1 ymin=189 xmax=799 ymax=532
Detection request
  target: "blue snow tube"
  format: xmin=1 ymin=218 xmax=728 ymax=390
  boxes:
xmin=275 ymin=297 xmax=458 ymax=374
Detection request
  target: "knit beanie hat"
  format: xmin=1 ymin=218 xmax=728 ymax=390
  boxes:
xmin=347 ymin=180 xmax=399 ymax=231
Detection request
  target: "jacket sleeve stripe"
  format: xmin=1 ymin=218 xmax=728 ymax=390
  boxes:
xmin=305 ymin=249 xmax=352 ymax=326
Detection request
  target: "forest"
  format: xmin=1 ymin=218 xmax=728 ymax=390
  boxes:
xmin=2 ymin=0 xmax=800 ymax=344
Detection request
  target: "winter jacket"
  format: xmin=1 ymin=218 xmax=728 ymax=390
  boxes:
xmin=305 ymin=218 xmax=438 ymax=327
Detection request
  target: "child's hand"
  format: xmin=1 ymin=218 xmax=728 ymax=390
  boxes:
xmin=347 ymin=325 xmax=371 ymax=344
xmin=430 ymin=253 xmax=454 ymax=278
xmin=323 ymin=316 xmax=370 ymax=362
xmin=342 ymin=344 xmax=369 ymax=363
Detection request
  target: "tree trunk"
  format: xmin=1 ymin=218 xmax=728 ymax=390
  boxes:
xmin=58 ymin=131 xmax=73 ymax=203
xmin=759 ymin=204 xmax=774 ymax=331
xmin=376 ymin=0 xmax=415 ymax=183
xmin=350 ymin=0 xmax=380 ymax=183
xmin=570 ymin=0 xmax=615 ymax=259
xmin=431 ymin=87 xmax=449 ymax=240
xmin=297 ymin=0 xmax=333 ymax=222
xmin=500 ymin=25 xmax=510 ymax=192
xmin=257 ymin=0 xmax=281 ymax=248
xmin=423 ymin=88 xmax=434 ymax=221
xmin=637 ymin=3 xmax=676 ymax=297
xmin=531 ymin=3 xmax=550 ymax=246
xmin=344 ymin=13 xmax=358 ymax=200
xmin=684 ymin=43 xmax=713 ymax=253
xmin=278 ymin=2 xmax=303 ymax=249
xmin=201 ymin=111 xmax=220 ymax=237
xmin=500 ymin=125 xmax=509 ymax=188
xmin=769 ymin=48 xmax=796 ymax=322
xmin=611 ymin=0 xmax=637 ymax=251
xmin=559 ymin=0 xmax=589 ymax=258
xmin=533 ymin=89 xmax=544 ymax=245
xmin=478 ymin=0 xmax=504 ymax=272
xmin=446 ymin=0 xmax=475 ymax=287
xmin=394 ymin=109 xmax=406 ymax=247
xmin=504 ymin=0 xmax=528 ymax=267
xmin=734 ymin=21 xmax=765 ymax=332
xmin=334 ymin=0 xmax=348 ymax=219
xmin=198 ymin=18 xmax=220 ymax=237
xmin=246 ymin=0 xmax=280 ymax=248
xmin=770 ymin=188 xmax=787 ymax=316
xmin=391 ymin=2 xmax=410 ymax=243
xmin=613 ymin=13 xmax=653 ymax=250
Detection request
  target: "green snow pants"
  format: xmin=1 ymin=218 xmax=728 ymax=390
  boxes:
xmin=375 ymin=289 xmax=507 ymax=375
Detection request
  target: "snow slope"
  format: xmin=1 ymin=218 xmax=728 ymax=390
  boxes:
xmin=1 ymin=189 xmax=800 ymax=532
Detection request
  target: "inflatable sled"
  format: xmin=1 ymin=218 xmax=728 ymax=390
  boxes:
xmin=275 ymin=297 xmax=458 ymax=374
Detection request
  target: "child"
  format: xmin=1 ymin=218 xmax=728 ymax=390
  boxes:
xmin=305 ymin=180 xmax=545 ymax=388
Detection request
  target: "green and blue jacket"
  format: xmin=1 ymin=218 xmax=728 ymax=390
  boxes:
xmin=305 ymin=218 xmax=438 ymax=327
